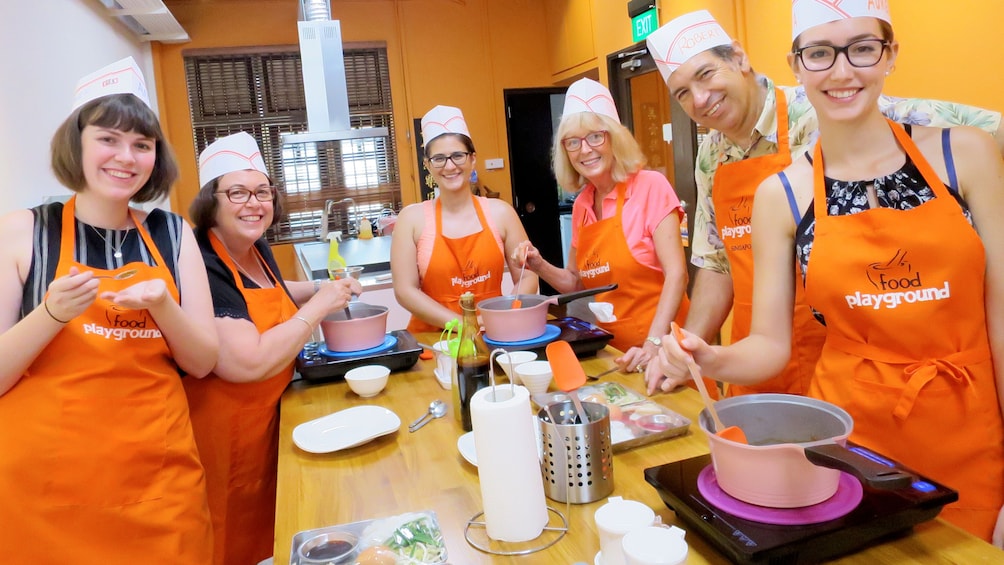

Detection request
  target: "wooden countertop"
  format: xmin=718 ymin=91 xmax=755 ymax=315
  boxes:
xmin=275 ymin=343 xmax=1003 ymax=564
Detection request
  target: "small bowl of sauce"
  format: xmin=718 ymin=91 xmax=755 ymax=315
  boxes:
xmin=297 ymin=531 xmax=358 ymax=564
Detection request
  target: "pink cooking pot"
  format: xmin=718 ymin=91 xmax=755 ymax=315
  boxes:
xmin=699 ymin=394 xmax=913 ymax=508
xmin=319 ymin=303 xmax=389 ymax=353
xmin=477 ymin=284 xmax=617 ymax=343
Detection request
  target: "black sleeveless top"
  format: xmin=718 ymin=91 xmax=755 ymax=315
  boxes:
xmin=20 ymin=202 xmax=184 ymax=317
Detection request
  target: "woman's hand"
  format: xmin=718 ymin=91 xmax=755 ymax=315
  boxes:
xmin=993 ymin=503 xmax=1004 ymax=548
xmin=44 ymin=266 xmax=99 ymax=322
xmin=100 ymin=278 xmax=169 ymax=310
xmin=511 ymin=240 xmax=545 ymax=271
xmin=316 ymin=278 xmax=363 ymax=314
xmin=648 ymin=327 xmax=713 ymax=395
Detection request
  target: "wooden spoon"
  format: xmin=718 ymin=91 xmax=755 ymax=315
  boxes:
xmin=546 ymin=340 xmax=590 ymax=425
xmin=670 ymin=322 xmax=748 ymax=444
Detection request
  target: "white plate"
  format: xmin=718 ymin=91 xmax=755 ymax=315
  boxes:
xmin=457 ymin=420 xmax=543 ymax=467
xmin=433 ymin=368 xmax=451 ymax=390
xmin=293 ymin=405 xmax=401 ymax=454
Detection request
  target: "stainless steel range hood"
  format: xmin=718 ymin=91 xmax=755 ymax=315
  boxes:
xmin=281 ymin=0 xmax=388 ymax=144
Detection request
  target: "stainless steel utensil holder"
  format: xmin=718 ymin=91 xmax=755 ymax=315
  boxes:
xmin=538 ymin=401 xmax=613 ymax=504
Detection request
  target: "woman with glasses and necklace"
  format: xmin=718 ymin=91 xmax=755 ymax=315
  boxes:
xmin=392 ymin=105 xmax=537 ymax=332
xmin=658 ymin=2 xmax=1004 ymax=543
xmin=0 ymin=58 xmax=217 ymax=561
xmin=185 ymin=132 xmax=361 ymax=565
xmin=515 ymin=79 xmax=692 ymax=383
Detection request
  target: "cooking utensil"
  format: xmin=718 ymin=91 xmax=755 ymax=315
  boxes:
xmin=319 ymin=303 xmax=388 ymax=352
xmin=478 ymin=283 xmax=618 ymax=343
xmin=670 ymin=322 xmax=747 ymax=444
xmin=94 ymin=269 xmax=138 ymax=280
xmin=546 ymin=340 xmax=589 ymax=424
xmin=586 ymin=366 xmax=618 ymax=381
xmin=510 ymin=248 xmax=527 ymax=310
xmin=409 ymin=399 xmax=447 ymax=432
xmin=700 ymin=394 xmax=914 ymax=508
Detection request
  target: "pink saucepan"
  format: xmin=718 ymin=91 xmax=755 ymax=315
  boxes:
xmin=700 ymin=394 xmax=913 ymax=508
xmin=478 ymin=284 xmax=617 ymax=343
xmin=319 ymin=303 xmax=389 ymax=353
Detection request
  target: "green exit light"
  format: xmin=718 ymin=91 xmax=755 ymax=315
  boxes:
xmin=631 ymin=7 xmax=658 ymax=42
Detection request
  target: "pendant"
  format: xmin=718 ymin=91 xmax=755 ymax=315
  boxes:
xmin=114 ymin=251 xmax=123 ymax=259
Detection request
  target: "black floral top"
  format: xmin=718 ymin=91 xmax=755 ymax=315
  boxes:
xmin=792 ymin=127 xmax=972 ymax=323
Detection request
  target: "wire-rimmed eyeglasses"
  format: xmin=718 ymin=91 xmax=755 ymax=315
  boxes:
xmin=215 ymin=186 xmax=277 ymax=203
xmin=794 ymin=39 xmax=890 ymax=72
xmin=427 ymin=151 xmax=471 ymax=169
xmin=562 ymin=130 xmax=608 ymax=152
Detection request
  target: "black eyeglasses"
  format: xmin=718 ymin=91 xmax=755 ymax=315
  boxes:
xmin=427 ymin=152 xmax=471 ymax=168
xmin=794 ymin=39 xmax=890 ymax=72
xmin=562 ymin=131 xmax=608 ymax=152
xmin=215 ymin=186 xmax=276 ymax=203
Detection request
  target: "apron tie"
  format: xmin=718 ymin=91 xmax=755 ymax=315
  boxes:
xmin=895 ymin=358 xmax=973 ymax=420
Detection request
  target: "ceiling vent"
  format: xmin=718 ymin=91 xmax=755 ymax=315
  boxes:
xmin=99 ymin=0 xmax=190 ymax=43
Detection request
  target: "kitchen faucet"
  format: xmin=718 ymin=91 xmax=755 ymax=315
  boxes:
xmin=319 ymin=197 xmax=356 ymax=241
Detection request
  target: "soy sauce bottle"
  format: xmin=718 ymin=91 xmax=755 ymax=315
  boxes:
xmin=455 ymin=292 xmax=490 ymax=432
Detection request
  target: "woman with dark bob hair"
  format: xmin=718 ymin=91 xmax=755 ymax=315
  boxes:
xmin=0 ymin=57 xmax=219 ymax=561
xmin=185 ymin=132 xmax=360 ymax=565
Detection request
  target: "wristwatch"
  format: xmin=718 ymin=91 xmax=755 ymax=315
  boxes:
xmin=645 ymin=336 xmax=662 ymax=347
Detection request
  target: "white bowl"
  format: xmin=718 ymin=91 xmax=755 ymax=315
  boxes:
xmin=496 ymin=351 xmax=538 ymax=385
xmin=516 ymin=360 xmax=553 ymax=395
xmin=344 ymin=365 xmax=390 ymax=397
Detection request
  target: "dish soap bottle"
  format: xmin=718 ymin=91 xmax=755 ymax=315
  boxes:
xmin=455 ymin=292 xmax=490 ymax=432
xmin=327 ymin=231 xmax=346 ymax=279
xmin=358 ymin=217 xmax=374 ymax=239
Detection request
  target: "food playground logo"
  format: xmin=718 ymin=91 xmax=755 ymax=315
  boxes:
xmin=579 ymin=254 xmax=611 ymax=279
xmin=720 ymin=196 xmax=752 ymax=241
xmin=81 ymin=306 xmax=163 ymax=341
xmin=451 ymin=260 xmax=493 ymax=289
xmin=844 ymin=249 xmax=950 ymax=310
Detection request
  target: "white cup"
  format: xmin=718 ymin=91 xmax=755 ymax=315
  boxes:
xmin=432 ymin=341 xmax=457 ymax=387
xmin=496 ymin=350 xmax=537 ymax=385
xmin=621 ymin=525 xmax=688 ymax=565
xmin=515 ymin=360 xmax=553 ymax=395
xmin=593 ymin=497 xmax=657 ymax=565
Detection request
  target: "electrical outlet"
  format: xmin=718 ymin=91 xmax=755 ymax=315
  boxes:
xmin=485 ymin=158 xmax=504 ymax=170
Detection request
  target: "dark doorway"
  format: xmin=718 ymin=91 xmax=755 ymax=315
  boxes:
xmin=503 ymin=87 xmax=568 ymax=295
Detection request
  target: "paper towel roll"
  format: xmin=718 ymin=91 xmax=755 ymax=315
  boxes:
xmin=470 ymin=384 xmax=548 ymax=542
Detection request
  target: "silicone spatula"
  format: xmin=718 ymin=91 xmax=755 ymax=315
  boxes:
xmin=510 ymin=248 xmax=527 ymax=310
xmin=546 ymin=340 xmax=590 ymax=425
xmin=671 ymin=322 xmax=748 ymax=444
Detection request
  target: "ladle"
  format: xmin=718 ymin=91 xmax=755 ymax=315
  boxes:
xmin=546 ymin=340 xmax=590 ymax=425
xmin=409 ymin=399 xmax=447 ymax=432
xmin=95 ymin=269 xmax=138 ymax=280
xmin=670 ymin=323 xmax=748 ymax=444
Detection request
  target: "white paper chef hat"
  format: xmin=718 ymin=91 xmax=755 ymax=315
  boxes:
xmin=198 ymin=132 xmax=269 ymax=189
xmin=72 ymin=56 xmax=151 ymax=111
xmin=646 ymin=10 xmax=733 ymax=83
xmin=792 ymin=0 xmax=891 ymax=41
xmin=421 ymin=105 xmax=471 ymax=145
xmin=561 ymin=78 xmax=619 ymax=121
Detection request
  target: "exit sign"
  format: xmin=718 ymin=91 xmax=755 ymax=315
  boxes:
xmin=631 ymin=7 xmax=658 ymax=42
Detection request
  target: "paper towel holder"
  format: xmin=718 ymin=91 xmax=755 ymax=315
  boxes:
xmin=464 ymin=506 xmax=568 ymax=555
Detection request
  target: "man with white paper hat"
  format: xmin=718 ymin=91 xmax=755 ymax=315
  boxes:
xmin=198 ymin=131 xmax=269 ymax=189
xmin=71 ymin=55 xmax=151 ymax=111
xmin=645 ymin=8 xmax=1004 ymax=398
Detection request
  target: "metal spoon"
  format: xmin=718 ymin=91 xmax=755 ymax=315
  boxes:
xmin=409 ymin=400 xmax=447 ymax=432
xmin=94 ymin=269 xmax=138 ymax=280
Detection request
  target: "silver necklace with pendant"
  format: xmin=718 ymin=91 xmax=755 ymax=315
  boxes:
xmin=90 ymin=225 xmax=132 ymax=259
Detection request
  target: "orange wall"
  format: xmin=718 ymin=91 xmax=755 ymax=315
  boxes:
xmin=741 ymin=0 xmax=1003 ymax=111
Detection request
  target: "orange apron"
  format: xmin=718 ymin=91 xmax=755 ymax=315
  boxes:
xmin=805 ymin=120 xmax=1004 ymax=540
xmin=183 ymin=231 xmax=297 ymax=565
xmin=0 ymin=196 xmax=212 ymax=563
xmin=712 ymin=89 xmax=824 ymax=397
xmin=407 ymin=196 xmax=504 ymax=333
xmin=576 ymin=183 xmax=690 ymax=354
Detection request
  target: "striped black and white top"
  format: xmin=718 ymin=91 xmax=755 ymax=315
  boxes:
xmin=20 ymin=202 xmax=185 ymax=317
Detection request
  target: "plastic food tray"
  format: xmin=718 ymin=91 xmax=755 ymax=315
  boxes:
xmin=290 ymin=510 xmax=447 ymax=565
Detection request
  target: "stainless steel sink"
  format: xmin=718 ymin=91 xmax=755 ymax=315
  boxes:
xmin=296 ymin=236 xmax=392 ymax=280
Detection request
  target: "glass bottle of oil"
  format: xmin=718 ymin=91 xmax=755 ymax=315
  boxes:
xmin=455 ymin=292 xmax=490 ymax=431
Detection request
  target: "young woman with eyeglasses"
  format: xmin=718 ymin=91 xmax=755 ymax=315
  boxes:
xmin=656 ymin=4 xmax=1004 ymax=543
xmin=514 ymin=78 xmax=692 ymax=382
xmin=185 ymin=132 xmax=361 ymax=565
xmin=391 ymin=105 xmax=537 ymax=331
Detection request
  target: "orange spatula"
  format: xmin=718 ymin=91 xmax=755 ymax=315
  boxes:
xmin=546 ymin=340 xmax=590 ymax=424
xmin=510 ymin=248 xmax=528 ymax=310
xmin=671 ymin=323 xmax=748 ymax=444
